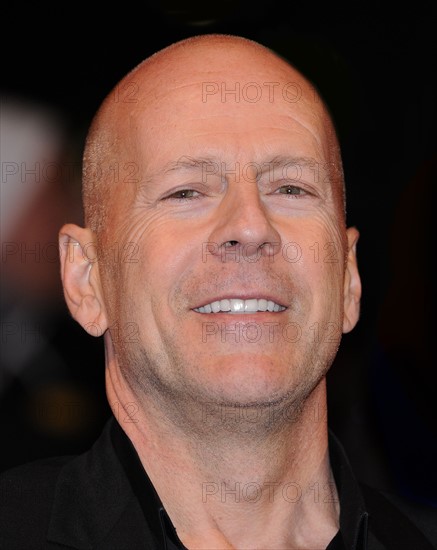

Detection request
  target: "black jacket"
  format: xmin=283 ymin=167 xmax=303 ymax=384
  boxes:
xmin=1 ymin=415 xmax=436 ymax=549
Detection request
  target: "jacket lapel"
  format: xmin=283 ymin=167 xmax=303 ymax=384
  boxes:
xmin=46 ymin=418 xmax=146 ymax=549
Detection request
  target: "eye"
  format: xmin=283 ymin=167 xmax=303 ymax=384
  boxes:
xmin=164 ymin=189 xmax=200 ymax=200
xmin=276 ymin=184 xmax=306 ymax=196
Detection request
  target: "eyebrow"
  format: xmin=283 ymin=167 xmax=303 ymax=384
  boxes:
xmin=161 ymin=156 xmax=219 ymax=175
xmin=257 ymin=155 xmax=321 ymax=179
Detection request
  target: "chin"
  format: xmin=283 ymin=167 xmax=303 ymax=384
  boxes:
xmin=194 ymin=355 xmax=320 ymax=436
xmin=203 ymin=352 xmax=302 ymax=407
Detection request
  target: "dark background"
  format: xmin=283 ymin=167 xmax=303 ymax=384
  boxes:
xmin=1 ymin=2 xmax=436 ymax=507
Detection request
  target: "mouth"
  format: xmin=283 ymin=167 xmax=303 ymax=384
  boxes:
xmin=193 ymin=298 xmax=287 ymax=314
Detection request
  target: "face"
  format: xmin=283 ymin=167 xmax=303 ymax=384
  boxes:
xmin=91 ymin=42 xmax=360 ymax=416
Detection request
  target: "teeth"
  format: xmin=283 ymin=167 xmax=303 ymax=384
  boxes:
xmin=194 ymin=298 xmax=286 ymax=314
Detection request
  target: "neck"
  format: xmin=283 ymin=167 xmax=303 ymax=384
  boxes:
xmin=106 ymin=361 xmax=339 ymax=549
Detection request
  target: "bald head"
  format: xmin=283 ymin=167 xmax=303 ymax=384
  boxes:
xmin=82 ymin=33 xmax=345 ymax=240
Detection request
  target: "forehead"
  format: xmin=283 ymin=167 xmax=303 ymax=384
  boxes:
xmin=108 ymin=41 xmax=331 ymax=166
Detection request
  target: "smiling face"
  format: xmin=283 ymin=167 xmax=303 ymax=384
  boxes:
xmin=79 ymin=35 xmax=361 ymax=419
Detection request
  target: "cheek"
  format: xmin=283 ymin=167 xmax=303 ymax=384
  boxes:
xmin=286 ymin=216 xmax=345 ymax=314
xmin=113 ymin=214 xmax=206 ymax=321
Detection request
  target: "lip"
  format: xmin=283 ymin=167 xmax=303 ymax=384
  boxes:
xmin=191 ymin=293 xmax=288 ymax=311
xmin=193 ymin=310 xmax=288 ymax=319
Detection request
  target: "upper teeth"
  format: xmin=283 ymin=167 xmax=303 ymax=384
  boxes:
xmin=194 ymin=298 xmax=286 ymax=314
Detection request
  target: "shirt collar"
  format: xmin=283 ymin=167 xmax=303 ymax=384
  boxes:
xmin=110 ymin=417 xmax=185 ymax=549
xmin=328 ymin=429 xmax=369 ymax=550
xmin=111 ymin=418 xmax=368 ymax=550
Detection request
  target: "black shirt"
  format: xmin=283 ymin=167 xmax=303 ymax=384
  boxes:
xmin=110 ymin=417 xmax=437 ymax=549
xmin=110 ymin=418 xmax=363 ymax=549
xmin=1 ymin=415 xmax=435 ymax=549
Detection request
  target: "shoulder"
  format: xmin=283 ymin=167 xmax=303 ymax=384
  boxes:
xmin=0 ymin=454 xmax=75 ymax=508
xmin=0 ymin=418 xmax=145 ymax=550
xmin=0 ymin=455 xmax=76 ymax=549
xmin=360 ymin=482 xmax=437 ymax=549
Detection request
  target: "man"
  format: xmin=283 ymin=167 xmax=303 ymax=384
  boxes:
xmin=1 ymin=33 xmax=435 ymax=550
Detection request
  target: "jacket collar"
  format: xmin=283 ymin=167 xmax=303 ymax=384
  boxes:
xmin=47 ymin=417 xmax=143 ymax=549
xmin=328 ymin=430 xmax=369 ymax=550
xmin=47 ymin=416 xmax=369 ymax=549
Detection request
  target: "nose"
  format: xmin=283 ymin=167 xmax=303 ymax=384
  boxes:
xmin=206 ymin=180 xmax=282 ymax=262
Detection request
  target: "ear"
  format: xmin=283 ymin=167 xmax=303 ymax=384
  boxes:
xmin=58 ymin=223 xmax=108 ymax=337
xmin=343 ymin=226 xmax=362 ymax=333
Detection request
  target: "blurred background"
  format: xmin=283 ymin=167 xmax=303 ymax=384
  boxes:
xmin=1 ymin=2 xmax=436 ymax=508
